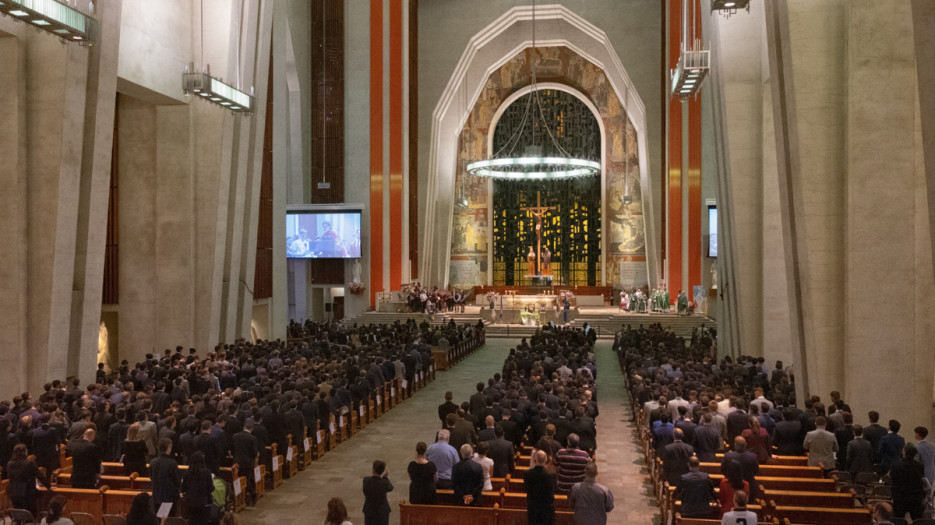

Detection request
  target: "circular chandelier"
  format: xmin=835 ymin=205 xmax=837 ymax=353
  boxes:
xmin=467 ymin=155 xmax=600 ymax=179
xmin=465 ymin=0 xmax=599 ymax=181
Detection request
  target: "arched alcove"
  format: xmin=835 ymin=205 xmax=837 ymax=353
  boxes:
xmin=421 ymin=5 xmax=657 ymax=290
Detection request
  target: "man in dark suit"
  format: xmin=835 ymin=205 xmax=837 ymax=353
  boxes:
xmin=721 ymin=436 xmax=759 ymax=498
xmin=30 ymin=416 xmax=61 ymax=474
xmin=150 ymin=438 xmax=181 ymax=512
xmin=486 ymin=426 xmax=515 ymax=478
xmin=362 ymin=460 xmax=394 ymax=525
xmin=878 ymin=420 xmax=905 ymax=473
xmin=661 ymin=428 xmax=695 ymax=487
xmin=692 ymin=414 xmax=722 ymax=462
xmin=846 ymin=424 xmax=875 ymax=476
xmin=725 ymin=398 xmax=749 ymax=445
xmin=449 ymin=411 xmax=477 ymax=451
xmin=469 ymin=383 xmax=487 ymax=426
xmin=674 ymin=406 xmax=698 ymax=445
xmin=232 ymin=423 xmax=260 ymax=505
xmin=438 ymin=391 xmax=459 ymax=425
xmin=863 ymin=411 xmax=887 ymax=462
xmin=496 ymin=409 xmax=522 ymax=448
xmin=772 ymin=409 xmax=805 ymax=455
xmin=70 ymin=428 xmax=102 ymax=489
xmin=452 ymin=444 xmax=484 ymax=506
xmin=193 ymin=420 xmax=220 ymax=474
xmin=570 ymin=406 xmax=597 ymax=456
xmin=477 ymin=416 xmax=497 ymax=443
xmin=524 ymin=450 xmax=556 ymax=524
xmin=674 ymin=456 xmax=716 ymax=518
xmin=283 ymin=401 xmax=305 ymax=449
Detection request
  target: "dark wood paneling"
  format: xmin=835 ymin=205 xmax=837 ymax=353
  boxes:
xmin=102 ymin=96 xmax=119 ymax=305
xmin=254 ymin=42 xmax=275 ymax=300
xmin=311 ymin=0 xmax=345 ymax=204
xmin=408 ymin=0 xmax=418 ymax=280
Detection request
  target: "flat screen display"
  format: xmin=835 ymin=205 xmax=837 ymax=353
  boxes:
xmin=708 ymin=206 xmax=718 ymax=258
xmin=287 ymin=211 xmax=362 ymax=258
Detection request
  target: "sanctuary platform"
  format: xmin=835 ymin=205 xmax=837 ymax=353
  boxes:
xmin=344 ymin=305 xmax=715 ymax=340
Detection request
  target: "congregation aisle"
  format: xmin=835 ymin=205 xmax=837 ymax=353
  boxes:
xmin=594 ymin=340 xmax=660 ymax=524
xmin=245 ymin=338 xmax=514 ymax=524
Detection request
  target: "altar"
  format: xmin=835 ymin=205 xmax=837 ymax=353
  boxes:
xmin=479 ymin=294 xmax=579 ymax=325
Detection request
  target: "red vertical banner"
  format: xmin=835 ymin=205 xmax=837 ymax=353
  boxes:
xmin=687 ymin=0 xmax=703 ymax=302
xmin=666 ymin=0 xmax=683 ymax=301
xmin=389 ymin=0 xmax=403 ymax=291
xmin=370 ymin=0 xmax=384 ymax=306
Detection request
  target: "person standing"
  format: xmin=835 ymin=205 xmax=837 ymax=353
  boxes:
xmin=720 ymin=490 xmax=757 ymax=525
xmin=452 ymin=444 xmax=484 ymax=507
xmin=232 ymin=422 xmax=260 ymax=505
xmin=424 ymin=429 xmax=459 ymax=489
xmin=324 ymin=497 xmax=353 ymax=525
xmin=122 ymin=422 xmax=149 ymax=476
xmin=6 ymin=444 xmax=52 ymax=516
xmin=70 ymin=428 xmax=102 ymax=489
xmin=524 ymin=450 xmax=556 ymax=525
xmin=180 ymin=452 xmax=214 ymax=524
xmin=149 ymin=438 xmax=181 ymax=515
xmin=889 ymin=443 xmax=926 ymax=522
xmin=362 ymin=460 xmax=393 ymax=525
xmin=803 ymin=416 xmax=837 ymax=471
xmin=407 ymin=442 xmax=437 ymax=504
xmin=569 ymin=460 xmax=615 ymax=525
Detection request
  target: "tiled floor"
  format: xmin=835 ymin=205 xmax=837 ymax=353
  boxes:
xmin=243 ymin=338 xmax=659 ymax=524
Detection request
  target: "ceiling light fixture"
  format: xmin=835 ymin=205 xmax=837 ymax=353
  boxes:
xmin=0 ymin=0 xmax=96 ymax=45
xmin=710 ymin=0 xmax=751 ymax=18
xmin=671 ymin=0 xmax=710 ymax=99
xmin=466 ymin=0 xmax=599 ymax=180
xmin=181 ymin=0 xmax=254 ymax=115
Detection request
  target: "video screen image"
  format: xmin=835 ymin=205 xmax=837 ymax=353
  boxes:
xmin=287 ymin=212 xmax=362 ymax=258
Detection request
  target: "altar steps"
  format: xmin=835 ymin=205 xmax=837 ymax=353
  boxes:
xmin=342 ymin=308 xmax=715 ymax=340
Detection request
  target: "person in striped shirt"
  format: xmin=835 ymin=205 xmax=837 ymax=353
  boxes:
xmin=555 ymin=433 xmax=590 ymax=493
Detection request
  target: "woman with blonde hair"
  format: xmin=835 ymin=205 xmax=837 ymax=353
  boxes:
xmin=123 ymin=422 xmax=149 ymax=476
xmin=741 ymin=415 xmax=771 ymax=464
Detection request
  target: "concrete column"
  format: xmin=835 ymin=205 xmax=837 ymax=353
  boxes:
xmin=70 ymin=0 xmax=123 ymax=385
xmin=843 ymin=0 xmax=934 ymax=428
xmin=26 ymin=32 xmax=90 ymax=389
xmin=0 ymin=34 xmax=29 ymax=396
xmin=116 ymin=95 xmax=158 ymax=365
xmin=760 ymin=81 xmax=794 ymax=369
xmin=155 ymin=105 xmax=196 ymax=350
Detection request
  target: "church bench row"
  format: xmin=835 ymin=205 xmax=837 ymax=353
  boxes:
xmin=435 ymin=488 xmax=570 ymax=510
xmin=44 ymin=343 xmax=480 ymax=520
xmin=399 ymin=502 xmax=576 ymax=525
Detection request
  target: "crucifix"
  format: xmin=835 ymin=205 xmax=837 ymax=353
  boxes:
xmin=520 ymin=191 xmax=556 ymax=275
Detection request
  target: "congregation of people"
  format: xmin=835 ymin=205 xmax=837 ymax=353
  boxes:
xmin=359 ymin=325 xmax=614 ymax=525
xmin=619 ymin=322 xmax=935 ymax=524
xmin=0 ymin=317 xmax=482 ymax=524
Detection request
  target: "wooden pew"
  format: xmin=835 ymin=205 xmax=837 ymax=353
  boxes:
xmin=36 ymin=487 xmax=106 ymax=520
xmin=101 ymin=489 xmax=145 ymax=517
xmin=299 ymin=428 xmax=313 ymax=469
xmin=757 ymin=476 xmax=837 ymax=493
xmin=283 ymin=435 xmax=299 ymax=478
xmin=713 ymin=453 xmax=809 ymax=467
xmin=398 ymin=502 xmax=575 ymax=525
xmin=771 ymin=505 xmax=872 ymax=525
xmin=759 ymin=489 xmax=856 ymax=508
xmin=265 ymin=443 xmax=283 ymax=489
xmin=698 ymin=462 xmax=823 ymax=479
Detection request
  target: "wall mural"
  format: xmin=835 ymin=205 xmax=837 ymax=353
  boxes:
xmin=448 ymin=46 xmax=646 ymax=290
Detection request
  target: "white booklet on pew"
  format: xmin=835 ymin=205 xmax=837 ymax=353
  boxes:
xmin=157 ymin=503 xmax=173 ymax=519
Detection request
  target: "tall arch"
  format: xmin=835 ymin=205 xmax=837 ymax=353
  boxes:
xmin=420 ymin=4 xmax=657 ymax=288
